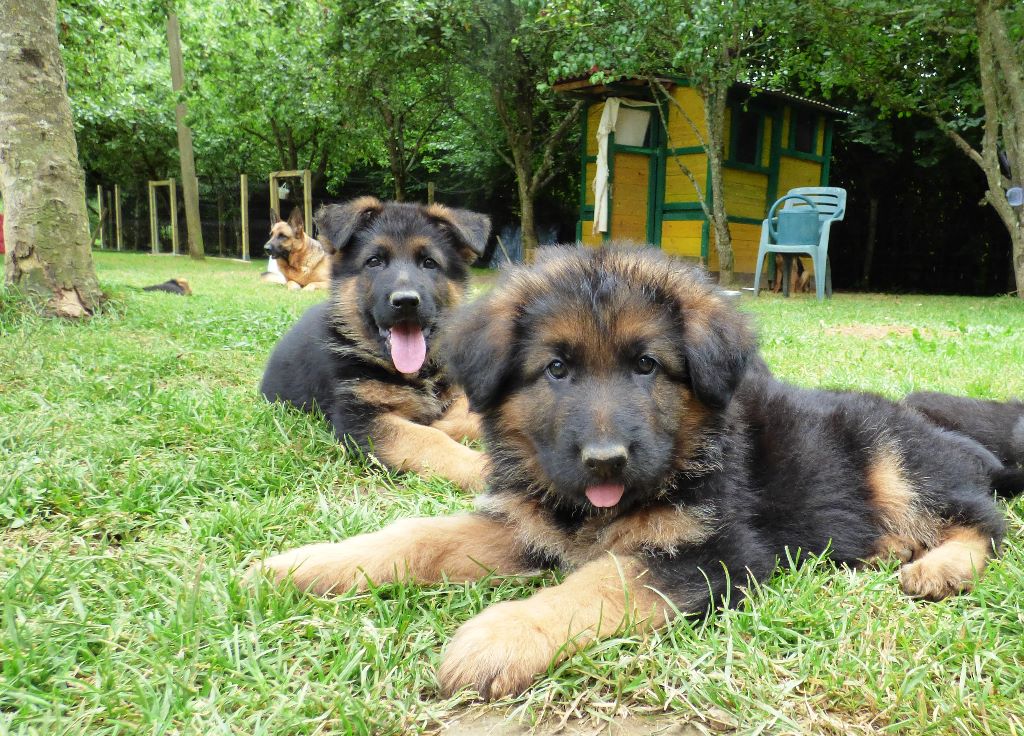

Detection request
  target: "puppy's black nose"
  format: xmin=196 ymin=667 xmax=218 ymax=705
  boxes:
xmin=389 ymin=290 xmax=421 ymax=310
xmin=581 ymin=443 xmax=628 ymax=476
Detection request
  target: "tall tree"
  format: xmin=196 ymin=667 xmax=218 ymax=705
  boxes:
xmin=0 ymin=0 xmax=101 ymax=317
xmin=167 ymin=9 xmax=204 ymax=258
xmin=550 ymin=0 xmax=786 ymax=285
xmin=799 ymin=0 xmax=1024 ymax=296
xmin=450 ymin=0 xmax=582 ymax=258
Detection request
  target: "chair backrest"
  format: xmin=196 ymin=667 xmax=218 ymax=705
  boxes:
xmin=780 ymin=187 xmax=846 ymax=222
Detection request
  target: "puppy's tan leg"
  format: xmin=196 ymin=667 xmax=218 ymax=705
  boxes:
xmin=375 ymin=413 xmax=487 ymax=491
xmin=899 ymin=526 xmax=992 ymax=600
xmin=301 ymin=281 xmax=330 ymax=291
xmin=286 ymin=280 xmax=302 ymax=291
xmin=431 ymin=395 xmax=483 ymax=442
xmin=438 ymin=554 xmax=670 ymax=700
xmin=251 ymin=513 xmax=525 ymax=596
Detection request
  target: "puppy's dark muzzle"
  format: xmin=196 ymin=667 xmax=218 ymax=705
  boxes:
xmin=265 ymin=242 xmax=287 ymax=259
xmin=581 ymin=442 xmax=629 ymax=479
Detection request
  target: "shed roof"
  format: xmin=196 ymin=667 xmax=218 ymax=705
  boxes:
xmin=553 ymin=75 xmax=852 ymax=116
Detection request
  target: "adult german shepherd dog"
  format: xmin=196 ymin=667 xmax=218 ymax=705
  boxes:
xmin=252 ymin=246 xmax=1021 ymax=699
xmin=261 ymin=207 xmax=333 ymax=290
xmin=260 ymin=196 xmax=490 ymax=491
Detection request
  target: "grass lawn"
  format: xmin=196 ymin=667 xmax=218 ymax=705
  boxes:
xmin=2 ymin=251 xmax=1023 ymax=735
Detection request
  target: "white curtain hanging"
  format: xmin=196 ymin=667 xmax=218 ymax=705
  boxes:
xmin=591 ymin=97 xmax=658 ymax=235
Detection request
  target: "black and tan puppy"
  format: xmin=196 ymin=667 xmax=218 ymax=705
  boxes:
xmin=260 ymin=196 xmax=490 ymax=491
xmin=261 ymin=207 xmax=333 ymax=290
xmin=253 ymin=246 xmax=1020 ymax=699
xmin=905 ymin=391 xmax=1024 ymax=492
xmin=142 ymin=278 xmax=192 ymax=295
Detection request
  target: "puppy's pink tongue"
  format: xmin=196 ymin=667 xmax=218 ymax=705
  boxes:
xmin=585 ymin=483 xmax=625 ymax=508
xmin=390 ymin=323 xmax=426 ymax=374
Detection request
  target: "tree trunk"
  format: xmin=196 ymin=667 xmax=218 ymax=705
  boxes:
xmin=0 ymin=0 xmax=101 ymax=317
xmin=703 ymin=80 xmax=735 ymax=286
xmin=167 ymin=11 xmax=204 ymax=259
xmin=216 ymin=191 xmax=225 ymax=256
xmin=977 ymin=0 xmax=1024 ymax=296
xmin=862 ymin=195 xmax=879 ymax=288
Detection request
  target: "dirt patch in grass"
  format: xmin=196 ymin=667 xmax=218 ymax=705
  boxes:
xmin=440 ymin=711 xmax=709 ymax=736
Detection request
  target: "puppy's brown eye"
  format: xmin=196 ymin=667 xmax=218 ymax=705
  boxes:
xmin=422 ymin=257 xmax=438 ymax=270
xmin=365 ymin=255 xmax=383 ymax=268
xmin=546 ymin=359 xmax=569 ymax=380
xmin=635 ymin=355 xmax=658 ymax=375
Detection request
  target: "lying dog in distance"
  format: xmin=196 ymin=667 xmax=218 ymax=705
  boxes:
xmin=260 ymin=196 xmax=490 ymax=491
xmin=142 ymin=278 xmax=192 ymax=295
xmin=260 ymin=207 xmax=332 ymax=290
xmin=252 ymin=245 xmax=1021 ymax=699
xmin=772 ymin=253 xmax=812 ymax=294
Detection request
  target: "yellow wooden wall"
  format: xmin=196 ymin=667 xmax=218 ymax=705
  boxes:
xmin=722 ymin=169 xmax=769 ymax=219
xmin=581 ymin=220 xmax=602 ymax=246
xmin=660 ymin=220 xmax=703 ymax=259
xmin=665 ymin=87 xmax=706 ymax=147
xmin=609 ymin=153 xmax=649 ymax=242
xmin=777 ymin=157 xmax=823 ymax=197
xmin=707 ymin=222 xmax=762 ymax=273
xmin=664 ymin=153 xmax=706 ymax=203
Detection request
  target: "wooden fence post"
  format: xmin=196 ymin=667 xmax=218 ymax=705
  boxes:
xmin=241 ymin=173 xmax=249 ymax=261
xmin=114 ymin=184 xmax=123 ymax=250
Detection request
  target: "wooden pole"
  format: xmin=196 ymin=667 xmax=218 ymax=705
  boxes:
xmin=269 ymin=173 xmax=279 ymax=219
xmin=105 ymin=188 xmax=113 ymax=249
xmin=167 ymin=11 xmax=204 ymax=258
xmin=427 ymin=181 xmax=435 ymax=205
xmin=149 ymin=181 xmax=158 ymax=253
xmin=114 ymin=184 xmax=123 ymax=250
xmin=96 ymin=184 xmax=104 ymax=248
xmin=169 ymin=177 xmax=179 ymax=255
xmin=240 ymin=173 xmax=249 ymax=260
xmin=303 ymin=169 xmax=312 ymax=235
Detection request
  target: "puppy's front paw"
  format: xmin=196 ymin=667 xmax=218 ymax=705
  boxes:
xmin=246 ymin=542 xmax=379 ymax=596
xmin=438 ymin=600 xmax=562 ymax=700
xmin=899 ymin=556 xmax=975 ymax=601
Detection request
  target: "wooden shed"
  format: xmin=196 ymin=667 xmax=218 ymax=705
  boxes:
xmin=555 ymin=77 xmax=846 ymax=276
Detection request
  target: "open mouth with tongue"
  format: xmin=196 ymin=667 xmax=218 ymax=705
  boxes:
xmin=383 ymin=321 xmax=428 ymax=374
xmin=585 ymin=482 xmax=625 ymax=508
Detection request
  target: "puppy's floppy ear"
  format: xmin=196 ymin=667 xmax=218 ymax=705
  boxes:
xmin=440 ymin=290 xmax=517 ymax=413
xmin=425 ymin=204 xmax=491 ymax=262
xmin=315 ymin=196 xmax=383 ymax=253
xmin=679 ymin=292 xmax=757 ymax=410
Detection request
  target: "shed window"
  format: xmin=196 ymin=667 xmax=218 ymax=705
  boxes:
xmin=733 ymin=108 xmax=760 ymax=165
xmin=792 ymin=110 xmax=817 ymax=154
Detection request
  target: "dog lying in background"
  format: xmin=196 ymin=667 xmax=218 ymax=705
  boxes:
xmin=260 ymin=207 xmax=332 ymax=290
xmin=253 ymin=246 xmax=1021 ymax=699
xmin=260 ymin=197 xmax=491 ymax=491
xmin=142 ymin=278 xmax=192 ymax=295
xmin=772 ymin=254 xmax=812 ymax=294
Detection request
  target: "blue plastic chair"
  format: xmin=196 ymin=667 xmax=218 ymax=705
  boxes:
xmin=753 ymin=187 xmax=846 ymax=300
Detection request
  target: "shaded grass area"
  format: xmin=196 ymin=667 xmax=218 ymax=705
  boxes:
xmin=1 ymin=251 xmax=1023 ymax=735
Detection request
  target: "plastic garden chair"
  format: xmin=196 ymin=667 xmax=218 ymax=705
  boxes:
xmin=753 ymin=187 xmax=846 ymax=300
